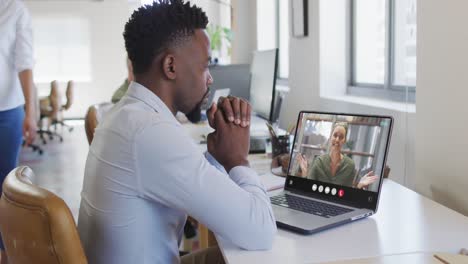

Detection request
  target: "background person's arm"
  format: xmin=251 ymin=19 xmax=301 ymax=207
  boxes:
xmin=111 ymin=79 xmax=129 ymax=103
xmin=356 ymin=171 xmax=378 ymax=189
xmin=18 ymin=70 xmax=37 ymax=144
xmin=16 ymin=6 xmax=36 ymax=144
xmin=295 ymin=154 xmax=309 ymax=177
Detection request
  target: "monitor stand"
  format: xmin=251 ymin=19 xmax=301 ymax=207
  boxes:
xmin=248 ymin=115 xmax=268 ymax=153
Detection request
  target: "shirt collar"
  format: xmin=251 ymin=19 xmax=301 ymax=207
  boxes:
xmin=126 ymin=81 xmax=178 ymax=123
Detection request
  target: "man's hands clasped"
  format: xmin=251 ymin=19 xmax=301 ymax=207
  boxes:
xmin=206 ymin=96 xmax=252 ymax=172
xmin=207 ymin=96 xmax=251 ymax=129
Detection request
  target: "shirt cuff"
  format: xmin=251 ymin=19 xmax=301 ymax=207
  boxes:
xmin=229 ymin=166 xmax=265 ymax=190
xmin=204 ymin=152 xmax=227 ymax=174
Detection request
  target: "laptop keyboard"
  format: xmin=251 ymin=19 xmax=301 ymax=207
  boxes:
xmin=270 ymin=194 xmax=354 ymax=218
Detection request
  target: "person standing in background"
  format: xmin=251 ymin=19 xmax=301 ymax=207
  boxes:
xmin=111 ymin=57 xmax=134 ymax=103
xmin=0 ymin=0 xmax=37 ymax=263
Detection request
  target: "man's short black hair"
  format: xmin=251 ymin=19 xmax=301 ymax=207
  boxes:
xmin=123 ymin=0 xmax=209 ymax=74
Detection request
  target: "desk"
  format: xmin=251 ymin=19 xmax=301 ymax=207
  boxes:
xmin=217 ymin=179 xmax=468 ymax=263
xmin=183 ymin=119 xmax=468 ymax=263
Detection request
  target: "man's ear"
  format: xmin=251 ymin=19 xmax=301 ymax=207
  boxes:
xmin=162 ymin=54 xmax=176 ymax=80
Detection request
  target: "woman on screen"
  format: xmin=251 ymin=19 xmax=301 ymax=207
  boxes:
xmin=296 ymin=122 xmax=378 ymax=189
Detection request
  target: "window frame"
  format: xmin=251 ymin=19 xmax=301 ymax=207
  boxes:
xmin=276 ymin=0 xmax=289 ymax=81
xmin=348 ymin=0 xmax=416 ymax=103
xmin=257 ymin=0 xmax=289 ymax=82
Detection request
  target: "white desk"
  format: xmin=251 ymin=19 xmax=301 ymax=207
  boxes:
xmin=217 ymin=179 xmax=468 ymax=263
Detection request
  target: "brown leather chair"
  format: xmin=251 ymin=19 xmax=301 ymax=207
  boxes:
xmin=84 ymin=103 xmax=113 ymax=144
xmin=383 ymin=165 xmax=391 ymax=179
xmin=54 ymin=80 xmax=75 ymax=132
xmin=62 ymin=81 xmax=74 ymax=111
xmin=0 ymin=167 xmax=87 ymax=264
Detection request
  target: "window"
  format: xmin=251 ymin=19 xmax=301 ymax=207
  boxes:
xmin=140 ymin=0 xmax=232 ymax=63
xmin=33 ymin=17 xmax=91 ymax=83
xmin=257 ymin=0 xmax=289 ymax=79
xmin=349 ymin=0 xmax=416 ymax=102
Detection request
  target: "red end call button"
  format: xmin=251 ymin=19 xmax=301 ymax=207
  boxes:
xmin=338 ymin=189 xmax=345 ymax=197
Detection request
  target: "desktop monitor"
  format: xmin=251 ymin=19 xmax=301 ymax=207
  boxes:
xmin=249 ymin=49 xmax=279 ymax=122
xmin=207 ymin=64 xmax=251 ymax=100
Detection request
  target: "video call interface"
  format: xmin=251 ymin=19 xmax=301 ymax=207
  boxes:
xmin=288 ymin=113 xmax=392 ymax=193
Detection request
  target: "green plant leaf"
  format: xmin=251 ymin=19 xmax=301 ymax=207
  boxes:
xmin=206 ymin=24 xmax=233 ymax=55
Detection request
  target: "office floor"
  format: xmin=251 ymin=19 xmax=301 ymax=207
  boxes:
xmin=19 ymin=120 xmax=87 ymax=221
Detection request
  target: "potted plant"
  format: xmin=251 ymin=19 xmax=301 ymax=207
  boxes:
xmin=206 ymin=24 xmax=232 ymax=64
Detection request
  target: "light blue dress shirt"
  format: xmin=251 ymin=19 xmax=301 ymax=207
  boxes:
xmin=77 ymin=82 xmax=276 ymax=264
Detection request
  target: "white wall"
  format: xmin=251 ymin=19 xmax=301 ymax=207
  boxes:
xmin=320 ymin=0 xmax=347 ymax=98
xmin=26 ymin=0 xmax=227 ymax=118
xmin=231 ymin=0 xmax=257 ymax=64
xmin=25 ymin=0 xmax=130 ymax=118
xmin=280 ymin=0 xmax=320 ymax=125
xmin=416 ymin=0 xmax=468 ymax=215
xmin=279 ymin=0 xmax=415 ymax=187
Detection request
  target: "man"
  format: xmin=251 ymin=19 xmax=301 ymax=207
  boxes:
xmin=77 ymin=1 xmax=276 ymax=263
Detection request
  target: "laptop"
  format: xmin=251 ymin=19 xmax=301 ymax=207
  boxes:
xmin=270 ymin=111 xmax=393 ymax=234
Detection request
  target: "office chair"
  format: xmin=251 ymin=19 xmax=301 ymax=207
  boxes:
xmin=53 ymin=80 xmax=74 ymax=132
xmin=22 ymin=140 xmax=44 ymax=155
xmin=38 ymin=81 xmax=63 ymax=143
xmin=383 ymin=166 xmax=391 ymax=178
xmin=84 ymin=102 xmax=113 ymax=144
xmin=0 ymin=166 xmax=87 ymax=264
xmin=62 ymin=81 xmax=74 ymax=111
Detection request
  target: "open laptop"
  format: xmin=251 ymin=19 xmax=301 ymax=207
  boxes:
xmin=270 ymin=111 xmax=393 ymax=234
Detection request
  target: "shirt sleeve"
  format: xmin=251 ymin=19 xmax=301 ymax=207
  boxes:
xmin=135 ymin=121 xmax=276 ymax=250
xmin=14 ymin=5 xmax=34 ymax=72
xmin=204 ymin=151 xmax=227 ymax=174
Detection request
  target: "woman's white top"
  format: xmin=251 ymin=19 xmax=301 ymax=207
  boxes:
xmin=0 ymin=0 xmax=34 ymax=111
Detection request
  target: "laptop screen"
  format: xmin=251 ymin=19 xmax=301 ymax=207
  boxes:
xmin=286 ymin=111 xmax=393 ymax=211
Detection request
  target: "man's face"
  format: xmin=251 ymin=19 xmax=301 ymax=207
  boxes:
xmin=174 ymin=29 xmax=213 ymax=122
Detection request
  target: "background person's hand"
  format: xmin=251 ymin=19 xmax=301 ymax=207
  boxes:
xmin=209 ymin=96 xmax=251 ymax=128
xmin=296 ymin=154 xmax=308 ymax=177
xmin=23 ymin=114 xmax=37 ymax=145
xmin=207 ymin=109 xmax=250 ymax=172
xmin=357 ymin=171 xmax=378 ymax=189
